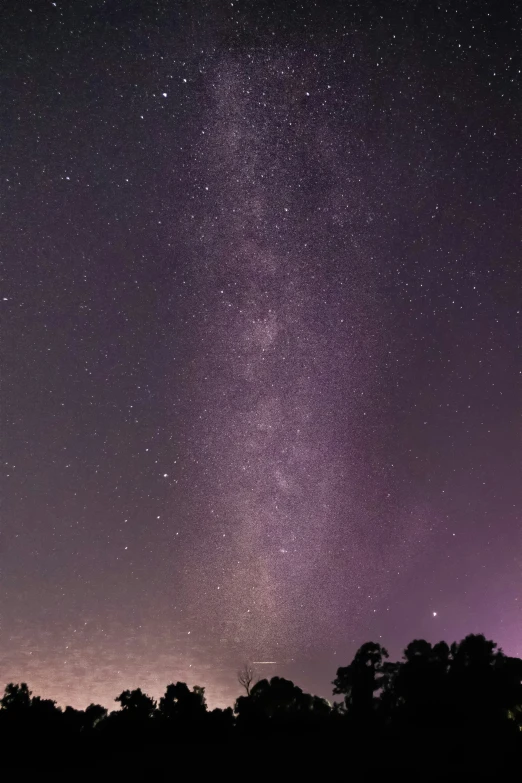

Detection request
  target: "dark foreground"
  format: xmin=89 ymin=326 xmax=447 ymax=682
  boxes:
xmin=4 ymin=729 xmax=521 ymax=780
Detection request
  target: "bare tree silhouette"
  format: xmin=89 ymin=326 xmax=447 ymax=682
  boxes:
xmin=238 ymin=663 xmax=257 ymax=696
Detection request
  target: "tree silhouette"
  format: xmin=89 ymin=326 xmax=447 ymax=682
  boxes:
xmin=235 ymin=675 xmax=332 ymax=733
xmin=115 ymin=688 xmax=156 ymax=718
xmin=389 ymin=639 xmax=450 ymax=725
xmin=237 ymin=663 xmax=257 ymax=696
xmin=235 ymin=676 xmax=299 ymax=722
xmin=447 ymin=634 xmax=522 ymax=728
xmin=84 ymin=702 xmax=108 ymax=729
xmin=158 ymin=682 xmax=207 ymax=721
xmin=333 ymin=642 xmax=390 ymax=721
xmin=1 ymin=682 xmax=32 ymax=713
xmin=30 ymin=695 xmax=62 ymax=719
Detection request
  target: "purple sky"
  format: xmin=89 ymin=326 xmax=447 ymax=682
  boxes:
xmin=2 ymin=1 xmax=520 ymax=709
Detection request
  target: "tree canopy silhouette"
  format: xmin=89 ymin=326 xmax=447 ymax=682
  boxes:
xmin=158 ymin=682 xmax=207 ymax=721
xmin=333 ymin=642 xmax=390 ymax=721
xmin=0 ymin=633 xmax=520 ymax=771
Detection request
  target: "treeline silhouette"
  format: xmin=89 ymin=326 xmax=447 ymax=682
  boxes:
xmin=1 ymin=634 xmax=521 ymax=773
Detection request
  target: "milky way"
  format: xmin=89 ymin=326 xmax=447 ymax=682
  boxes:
xmin=183 ymin=51 xmax=425 ymax=663
xmin=1 ymin=2 xmax=521 ymax=709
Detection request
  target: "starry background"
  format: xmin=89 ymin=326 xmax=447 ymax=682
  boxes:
xmin=1 ymin=0 xmax=521 ymax=709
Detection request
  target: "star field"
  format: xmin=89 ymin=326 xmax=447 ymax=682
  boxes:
xmin=1 ymin=1 xmax=521 ymax=708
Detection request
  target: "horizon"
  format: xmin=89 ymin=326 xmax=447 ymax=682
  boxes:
xmin=3 ymin=628 xmax=520 ymax=712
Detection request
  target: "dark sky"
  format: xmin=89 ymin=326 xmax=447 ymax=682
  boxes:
xmin=2 ymin=0 xmax=521 ymax=709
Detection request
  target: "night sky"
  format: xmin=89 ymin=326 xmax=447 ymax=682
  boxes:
xmin=2 ymin=1 xmax=521 ymax=710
